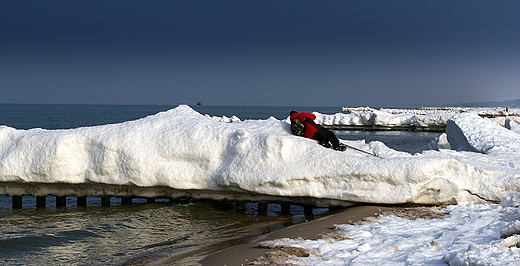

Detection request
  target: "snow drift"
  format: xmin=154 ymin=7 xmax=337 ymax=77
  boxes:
xmin=0 ymin=105 xmax=519 ymax=206
xmin=255 ymin=194 xmax=520 ymax=265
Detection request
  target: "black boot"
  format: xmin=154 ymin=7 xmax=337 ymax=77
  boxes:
xmin=334 ymin=144 xmax=347 ymax=151
xmin=318 ymin=139 xmax=331 ymax=148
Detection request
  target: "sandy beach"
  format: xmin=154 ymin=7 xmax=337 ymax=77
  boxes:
xmin=199 ymin=205 xmax=392 ymax=266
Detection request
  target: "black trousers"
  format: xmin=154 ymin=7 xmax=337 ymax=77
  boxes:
xmin=311 ymin=128 xmax=340 ymax=148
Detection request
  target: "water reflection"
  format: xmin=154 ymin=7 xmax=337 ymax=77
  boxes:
xmin=0 ymin=199 xmax=326 ymax=266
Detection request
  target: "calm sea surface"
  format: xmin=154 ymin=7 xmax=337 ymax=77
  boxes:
xmin=0 ymin=104 xmax=440 ymax=265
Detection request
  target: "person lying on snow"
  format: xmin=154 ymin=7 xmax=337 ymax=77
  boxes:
xmin=289 ymin=111 xmax=346 ymax=151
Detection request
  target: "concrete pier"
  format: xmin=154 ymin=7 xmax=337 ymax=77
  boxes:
xmin=0 ymin=182 xmax=356 ymax=209
xmin=2 ymin=193 xmax=333 ymax=219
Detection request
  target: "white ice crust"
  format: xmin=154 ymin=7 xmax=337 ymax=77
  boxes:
xmin=258 ymin=196 xmax=520 ymax=265
xmin=0 ymin=105 xmax=519 ymax=205
xmin=317 ymin=107 xmax=520 ymax=129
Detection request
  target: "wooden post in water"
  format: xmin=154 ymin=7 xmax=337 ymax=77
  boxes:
xmin=280 ymin=203 xmax=291 ymax=214
xmin=101 ymin=196 xmax=111 ymax=206
xmin=304 ymin=206 xmax=314 ymax=216
xmin=56 ymin=196 xmax=66 ymax=208
xmin=12 ymin=196 xmax=22 ymax=209
xmin=77 ymin=197 xmax=87 ymax=207
xmin=257 ymin=203 xmax=268 ymax=215
xmin=121 ymin=197 xmax=133 ymax=205
xmin=36 ymin=196 xmax=46 ymax=208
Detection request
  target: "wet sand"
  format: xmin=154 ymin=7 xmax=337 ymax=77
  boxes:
xmin=199 ymin=205 xmax=391 ymax=266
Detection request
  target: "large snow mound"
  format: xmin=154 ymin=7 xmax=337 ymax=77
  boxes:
xmin=0 ymin=105 xmax=519 ymax=205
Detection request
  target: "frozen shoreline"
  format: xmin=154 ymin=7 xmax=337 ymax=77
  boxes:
xmin=200 ymin=106 xmax=520 ymax=265
xmin=210 ymin=195 xmax=520 ymax=266
xmin=1 ymin=104 xmax=520 ymax=264
xmin=199 ymin=205 xmax=392 ymax=266
xmin=1 ymin=105 xmax=520 ymax=207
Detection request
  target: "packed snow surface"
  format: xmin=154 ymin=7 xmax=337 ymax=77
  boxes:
xmin=257 ymin=193 xmax=520 ymax=265
xmin=0 ymin=105 xmax=519 ymax=205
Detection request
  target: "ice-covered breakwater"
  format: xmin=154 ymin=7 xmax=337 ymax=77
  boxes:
xmin=312 ymin=106 xmax=520 ymax=131
xmin=208 ymin=106 xmax=520 ymax=131
xmin=0 ymin=105 xmax=520 ymax=207
xmin=341 ymin=106 xmax=518 ymax=116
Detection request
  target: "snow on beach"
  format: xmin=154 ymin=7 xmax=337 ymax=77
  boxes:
xmin=0 ymin=105 xmax=519 ymax=207
xmin=255 ymin=195 xmax=520 ymax=265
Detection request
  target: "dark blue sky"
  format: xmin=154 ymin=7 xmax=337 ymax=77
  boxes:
xmin=2 ymin=1 xmax=519 ymax=107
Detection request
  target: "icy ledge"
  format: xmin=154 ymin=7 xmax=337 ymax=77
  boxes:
xmin=0 ymin=105 xmax=519 ymax=206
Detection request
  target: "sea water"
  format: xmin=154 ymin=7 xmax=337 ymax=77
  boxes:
xmin=0 ymin=104 xmax=440 ymax=265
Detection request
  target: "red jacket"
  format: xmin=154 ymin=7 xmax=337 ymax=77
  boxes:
xmin=290 ymin=112 xmax=320 ymax=139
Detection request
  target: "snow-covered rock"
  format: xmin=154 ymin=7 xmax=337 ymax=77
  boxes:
xmin=505 ymin=118 xmax=520 ymax=134
xmin=446 ymin=112 xmax=520 ymax=154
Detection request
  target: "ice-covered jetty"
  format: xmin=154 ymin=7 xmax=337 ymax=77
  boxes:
xmin=313 ymin=106 xmax=520 ymax=131
xmin=1 ymin=105 xmax=519 ymax=207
